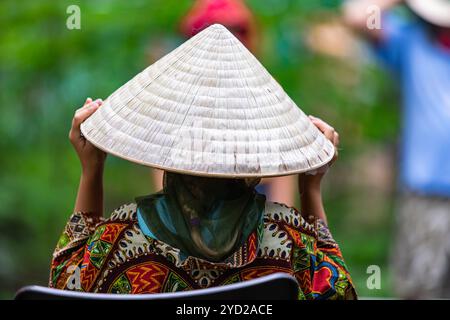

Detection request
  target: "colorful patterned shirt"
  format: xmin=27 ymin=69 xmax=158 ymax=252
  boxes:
xmin=49 ymin=201 xmax=357 ymax=299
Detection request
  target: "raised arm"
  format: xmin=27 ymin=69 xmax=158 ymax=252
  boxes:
xmin=298 ymin=116 xmax=339 ymax=225
xmin=69 ymin=97 xmax=106 ymax=218
xmin=342 ymin=0 xmax=403 ymax=42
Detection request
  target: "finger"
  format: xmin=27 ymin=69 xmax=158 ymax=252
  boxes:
xmin=86 ymin=99 xmax=103 ymax=110
xmin=81 ymin=98 xmax=102 ymax=111
xmin=78 ymin=100 xmax=102 ymax=114
xmin=77 ymin=98 xmax=102 ymax=111
xmin=309 ymin=115 xmax=333 ymax=133
xmin=333 ymin=147 xmax=339 ymax=162
xmin=71 ymin=100 xmax=103 ymax=143
xmin=87 ymin=98 xmax=102 ymax=107
xmin=333 ymin=131 xmax=340 ymax=147
xmin=309 ymin=115 xmax=336 ymax=141
xmin=83 ymin=97 xmax=93 ymax=106
xmin=75 ymin=99 xmax=102 ymax=114
xmin=312 ymin=120 xmax=334 ymax=141
xmin=332 ymin=134 xmax=339 ymax=162
xmin=70 ymin=99 xmax=102 ymax=147
xmin=72 ymin=102 xmax=101 ymax=129
xmin=309 ymin=116 xmax=340 ymax=165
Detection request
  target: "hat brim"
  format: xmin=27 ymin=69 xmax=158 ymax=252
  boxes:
xmin=406 ymin=0 xmax=450 ymax=27
xmin=80 ymin=24 xmax=336 ymax=178
xmin=81 ymin=127 xmax=335 ymax=178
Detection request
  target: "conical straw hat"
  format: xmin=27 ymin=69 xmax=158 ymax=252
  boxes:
xmin=81 ymin=24 xmax=335 ymax=178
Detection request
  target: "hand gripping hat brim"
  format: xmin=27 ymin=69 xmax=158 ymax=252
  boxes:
xmin=80 ymin=24 xmax=335 ymax=178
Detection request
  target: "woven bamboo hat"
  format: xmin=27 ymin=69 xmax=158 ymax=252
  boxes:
xmin=406 ymin=0 xmax=450 ymax=28
xmin=80 ymin=24 xmax=335 ymax=178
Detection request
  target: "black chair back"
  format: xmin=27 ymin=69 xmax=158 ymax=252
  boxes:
xmin=15 ymin=272 xmax=299 ymax=300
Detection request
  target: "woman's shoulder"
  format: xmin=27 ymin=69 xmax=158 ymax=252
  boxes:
xmin=103 ymin=202 xmax=138 ymax=223
xmin=264 ymin=201 xmax=301 ymax=220
xmin=264 ymin=201 xmax=338 ymax=250
xmin=263 ymin=201 xmax=317 ymax=236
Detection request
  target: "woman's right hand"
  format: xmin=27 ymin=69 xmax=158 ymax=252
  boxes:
xmin=69 ymin=97 xmax=106 ymax=175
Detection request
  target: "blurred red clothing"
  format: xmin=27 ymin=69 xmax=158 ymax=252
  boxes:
xmin=180 ymin=0 xmax=256 ymax=50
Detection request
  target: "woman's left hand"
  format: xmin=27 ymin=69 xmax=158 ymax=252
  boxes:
xmin=310 ymin=115 xmax=339 ymax=166
xmin=299 ymin=116 xmax=339 ymax=191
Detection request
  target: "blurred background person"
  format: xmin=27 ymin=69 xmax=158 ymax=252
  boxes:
xmin=343 ymin=0 xmax=450 ymax=298
xmin=150 ymin=0 xmax=297 ymax=207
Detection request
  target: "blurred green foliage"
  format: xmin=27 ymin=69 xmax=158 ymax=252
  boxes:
xmin=0 ymin=0 xmax=400 ymax=298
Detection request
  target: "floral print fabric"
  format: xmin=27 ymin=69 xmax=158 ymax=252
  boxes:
xmin=49 ymin=201 xmax=357 ymax=299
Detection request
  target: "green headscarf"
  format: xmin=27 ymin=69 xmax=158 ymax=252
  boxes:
xmin=136 ymin=172 xmax=265 ymax=262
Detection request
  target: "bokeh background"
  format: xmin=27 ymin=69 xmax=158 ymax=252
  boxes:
xmin=0 ymin=0 xmax=401 ymax=298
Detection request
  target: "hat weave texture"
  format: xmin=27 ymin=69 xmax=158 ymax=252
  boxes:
xmin=81 ymin=24 xmax=335 ymax=177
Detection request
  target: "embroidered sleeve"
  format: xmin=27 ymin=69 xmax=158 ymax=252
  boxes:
xmin=307 ymin=217 xmax=339 ymax=249
xmin=265 ymin=203 xmax=357 ymax=300
xmin=49 ymin=212 xmax=103 ymax=289
xmin=304 ymin=216 xmax=357 ymax=300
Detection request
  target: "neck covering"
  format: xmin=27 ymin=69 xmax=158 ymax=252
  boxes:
xmin=136 ymin=172 xmax=265 ymax=262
